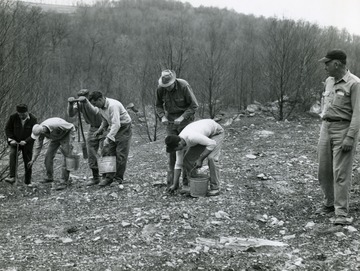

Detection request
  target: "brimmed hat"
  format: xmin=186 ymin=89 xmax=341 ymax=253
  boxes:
xmin=31 ymin=124 xmax=43 ymax=139
xmin=77 ymin=89 xmax=89 ymax=97
xmin=319 ymin=49 xmax=347 ymax=64
xmin=165 ymin=135 xmax=181 ymax=153
xmin=158 ymin=70 xmax=176 ymax=88
xmin=16 ymin=104 xmax=28 ymax=113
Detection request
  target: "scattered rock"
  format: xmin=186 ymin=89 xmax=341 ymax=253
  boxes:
xmin=121 ymin=221 xmax=131 ymax=227
xmin=34 ymin=239 xmax=43 ymax=244
xmin=60 ymin=237 xmax=73 ymax=243
xmin=344 ymin=226 xmax=357 ymax=232
xmin=305 ymin=221 xmax=315 ymax=228
xmin=334 ymin=232 xmax=346 ymax=238
xmin=109 ymin=192 xmax=118 ymax=198
xmin=283 ymin=234 xmax=296 ymax=240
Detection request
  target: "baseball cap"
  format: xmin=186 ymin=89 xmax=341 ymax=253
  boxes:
xmin=319 ymin=49 xmax=347 ymax=64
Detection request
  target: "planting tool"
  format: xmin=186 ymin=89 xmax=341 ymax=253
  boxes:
xmin=76 ymin=101 xmax=88 ymax=159
xmin=14 ymin=143 xmax=19 ymax=183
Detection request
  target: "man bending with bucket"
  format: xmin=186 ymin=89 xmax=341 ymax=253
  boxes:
xmin=165 ymin=119 xmax=224 ymax=196
xmin=28 ymin=117 xmax=76 ymax=190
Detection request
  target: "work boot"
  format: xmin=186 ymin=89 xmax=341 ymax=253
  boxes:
xmin=98 ymin=178 xmax=113 ymax=187
xmin=114 ymin=177 xmax=123 ymax=184
xmin=40 ymin=178 xmax=54 ymax=183
xmin=207 ymin=189 xmax=220 ymax=197
xmin=179 ymin=185 xmax=190 ymax=195
xmin=53 ymin=180 xmax=68 ymax=191
xmin=315 ymin=205 xmax=335 ymax=215
xmin=86 ymin=177 xmax=100 ymax=186
xmin=86 ymin=168 xmax=101 ymax=186
xmin=334 ymin=215 xmax=353 ymax=225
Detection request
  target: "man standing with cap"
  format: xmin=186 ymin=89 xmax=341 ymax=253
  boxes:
xmin=4 ymin=104 xmax=37 ymax=185
xmin=68 ymin=89 xmax=105 ymax=186
xmin=28 ymin=117 xmax=76 ymax=190
xmin=165 ymin=119 xmax=224 ymax=196
xmin=316 ymin=49 xmax=360 ymax=225
xmin=89 ymin=91 xmax=132 ymax=187
xmin=155 ymin=69 xmax=199 ymax=189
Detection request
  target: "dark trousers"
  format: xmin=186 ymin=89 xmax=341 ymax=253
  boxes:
xmin=166 ymin=117 xmax=193 ymax=186
xmin=9 ymin=144 xmax=33 ymax=184
xmin=183 ymin=132 xmax=224 ymax=190
xmin=87 ymin=126 xmax=105 ymax=172
xmin=102 ymin=123 xmax=132 ymax=181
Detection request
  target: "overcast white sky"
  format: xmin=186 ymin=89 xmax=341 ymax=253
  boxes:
xmin=21 ymin=0 xmax=360 ymax=35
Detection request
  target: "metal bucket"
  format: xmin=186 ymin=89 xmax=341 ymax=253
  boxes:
xmin=189 ymin=174 xmax=209 ymax=197
xmin=66 ymin=154 xmax=80 ymax=171
xmin=98 ymin=156 xmax=116 ymax=174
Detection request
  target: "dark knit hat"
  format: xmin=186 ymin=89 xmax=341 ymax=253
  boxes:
xmin=16 ymin=104 xmax=28 ymax=113
xmin=165 ymin=135 xmax=181 ymax=153
xmin=319 ymin=49 xmax=347 ymax=64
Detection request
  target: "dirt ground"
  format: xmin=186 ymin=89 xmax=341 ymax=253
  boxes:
xmin=1 ymin=113 xmax=360 ymax=271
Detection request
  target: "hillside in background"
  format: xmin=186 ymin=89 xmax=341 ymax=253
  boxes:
xmin=22 ymin=1 xmax=77 ymax=13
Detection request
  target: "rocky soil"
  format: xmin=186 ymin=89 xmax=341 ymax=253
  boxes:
xmin=1 ymin=113 xmax=360 ymax=271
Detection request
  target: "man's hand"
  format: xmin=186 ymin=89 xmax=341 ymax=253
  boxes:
xmin=161 ymin=116 xmax=169 ymax=125
xmin=9 ymin=140 xmax=17 ymax=146
xmin=27 ymin=160 xmax=34 ymax=168
xmin=166 ymin=184 xmax=179 ymax=193
xmin=174 ymin=116 xmax=184 ymax=125
xmin=342 ymin=136 xmax=354 ymax=152
xmin=94 ymin=129 xmax=102 ymax=137
xmin=68 ymin=97 xmax=76 ymax=103
xmin=78 ymin=96 xmax=87 ymax=103
xmin=194 ymin=159 xmax=203 ymax=168
xmin=103 ymin=137 xmax=110 ymax=146
xmin=19 ymin=141 xmax=26 ymax=146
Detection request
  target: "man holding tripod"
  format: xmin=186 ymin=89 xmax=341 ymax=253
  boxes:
xmin=67 ymin=89 xmax=105 ymax=186
xmin=4 ymin=104 xmax=37 ymax=186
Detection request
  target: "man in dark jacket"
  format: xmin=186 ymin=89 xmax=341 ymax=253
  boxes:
xmin=4 ymin=104 xmax=37 ymax=185
xmin=155 ymin=70 xmax=199 ymax=188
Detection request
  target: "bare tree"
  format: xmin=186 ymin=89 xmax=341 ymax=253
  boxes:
xmin=194 ymin=10 xmax=231 ymax=118
xmin=0 ymin=1 xmax=51 ymax=179
xmin=262 ymin=18 xmax=302 ymax=120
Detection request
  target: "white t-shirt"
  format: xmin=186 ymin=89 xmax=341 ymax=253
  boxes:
xmin=175 ymin=119 xmax=224 ymax=169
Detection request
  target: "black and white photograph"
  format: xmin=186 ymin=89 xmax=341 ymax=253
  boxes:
xmin=1 ymin=0 xmax=360 ymax=270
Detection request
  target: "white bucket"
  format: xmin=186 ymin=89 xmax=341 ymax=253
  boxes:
xmin=66 ymin=154 xmax=80 ymax=171
xmin=98 ymin=156 xmax=116 ymax=174
xmin=189 ymin=174 xmax=209 ymax=197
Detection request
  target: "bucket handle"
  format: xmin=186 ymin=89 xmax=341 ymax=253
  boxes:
xmin=189 ymin=166 xmax=199 ymax=177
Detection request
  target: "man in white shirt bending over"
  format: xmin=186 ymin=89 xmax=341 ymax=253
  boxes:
xmin=165 ymin=119 xmax=225 ymax=196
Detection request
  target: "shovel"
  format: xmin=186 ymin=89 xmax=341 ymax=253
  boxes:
xmin=76 ymin=101 xmax=88 ymax=159
xmin=14 ymin=143 xmax=19 ymax=184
